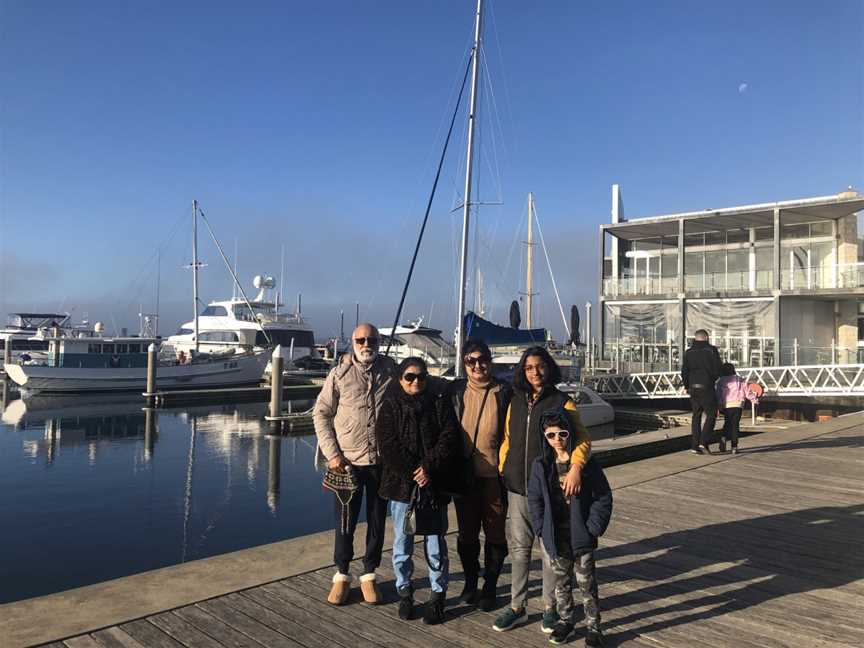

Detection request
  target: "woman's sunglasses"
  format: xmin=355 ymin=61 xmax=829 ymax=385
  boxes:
xmin=464 ymin=355 xmax=491 ymax=368
xmin=544 ymin=430 xmax=570 ymax=441
xmin=402 ymin=372 xmax=428 ymax=384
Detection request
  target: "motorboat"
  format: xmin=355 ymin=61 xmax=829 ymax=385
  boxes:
xmin=165 ymin=275 xmax=318 ymax=369
xmin=379 ymin=318 xmax=456 ymax=376
xmin=0 ymin=312 xmax=71 ymax=370
xmin=559 ymin=384 xmax=615 ymax=439
xmin=4 ymin=333 xmax=269 ymax=394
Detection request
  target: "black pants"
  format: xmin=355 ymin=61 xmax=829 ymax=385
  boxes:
xmin=333 ymin=464 xmax=387 ymax=575
xmin=721 ymin=407 xmax=742 ymax=448
xmin=689 ymin=388 xmax=717 ymax=449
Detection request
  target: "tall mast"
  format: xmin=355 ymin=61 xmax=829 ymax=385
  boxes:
xmin=526 ymin=192 xmax=534 ymax=328
xmin=192 ymin=199 xmax=200 ymax=354
xmin=455 ymin=0 xmax=483 ymax=379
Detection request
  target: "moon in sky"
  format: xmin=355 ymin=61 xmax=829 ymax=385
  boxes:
xmin=738 ymin=83 xmax=749 ymax=94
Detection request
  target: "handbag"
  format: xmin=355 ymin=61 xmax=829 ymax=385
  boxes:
xmin=452 ymin=385 xmax=492 ymax=496
xmin=403 ymin=485 xmax=446 ymax=536
xmin=322 ymin=465 xmax=359 ymax=534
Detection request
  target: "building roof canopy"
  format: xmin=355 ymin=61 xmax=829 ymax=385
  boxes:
xmin=604 ymin=194 xmax=864 ymax=241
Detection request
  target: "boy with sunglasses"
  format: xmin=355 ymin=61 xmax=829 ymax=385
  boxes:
xmin=527 ymin=409 xmax=613 ymax=646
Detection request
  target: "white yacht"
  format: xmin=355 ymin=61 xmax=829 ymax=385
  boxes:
xmin=379 ymin=318 xmax=456 ymax=376
xmin=166 ymin=275 xmax=318 ymax=368
xmin=4 ymin=333 xmax=269 ymax=394
xmin=0 ymin=312 xmax=72 ymax=371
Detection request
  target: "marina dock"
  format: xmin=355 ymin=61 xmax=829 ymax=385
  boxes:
xmin=2 ymin=412 xmax=861 ymax=648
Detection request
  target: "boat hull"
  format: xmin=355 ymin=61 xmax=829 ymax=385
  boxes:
xmin=4 ymin=353 xmax=269 ymax=394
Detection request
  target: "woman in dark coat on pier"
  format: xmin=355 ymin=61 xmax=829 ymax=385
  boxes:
xmin=377 ymin=357 xmax=461 ymax=625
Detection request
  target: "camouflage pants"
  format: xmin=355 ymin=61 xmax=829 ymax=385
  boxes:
xmin=543 ymin=545 xmax=601 ymax=630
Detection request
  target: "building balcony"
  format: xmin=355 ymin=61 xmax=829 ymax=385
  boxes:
xmin=603 ymin=263 xmax=864 ymax=298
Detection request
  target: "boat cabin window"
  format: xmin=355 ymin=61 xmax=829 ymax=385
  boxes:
xmin=117 ymin=344 xmax=128 ymax=353
xmin=200 ymin=331 xmax=239 ymax=343
xmin=176 ymin=328 xmax=194 ymax=335
xmin=128 ymin=343 xmax=141 ymax=353
xmin=201 ymin=305 xmax=228 ymax=317
xmin=88 ymin=344 xmax=102 ymax=353
xmin=256 ymin=330 xmax=315 ymax=348
xmin=102 ymin=344 xmax=115 ymax=354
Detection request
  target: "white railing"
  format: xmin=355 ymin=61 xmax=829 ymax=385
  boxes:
xmin=584 ymin=364 xmax=864 ymax=399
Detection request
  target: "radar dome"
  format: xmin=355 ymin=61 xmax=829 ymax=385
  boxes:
xmin=253 ymin=275 xmax=276 ymax=289
xmin=94 ymin=322 xmax=104 ymax=333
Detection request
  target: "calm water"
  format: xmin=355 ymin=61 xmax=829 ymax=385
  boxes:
xmin=0 ymin=388 xmax=334 ymax=604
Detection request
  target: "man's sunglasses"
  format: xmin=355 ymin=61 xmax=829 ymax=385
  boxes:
xmin=464 ymin=355 xmax=492 ymax=368
xmin=544 ymin=430 xmax=570 ymax=441
xmin=354 ymin=336 xmax=379 ymax=346
xmin=402 ymin=372 xmax=428 ymax=384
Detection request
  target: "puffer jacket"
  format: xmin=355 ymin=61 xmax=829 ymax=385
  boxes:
xmin=498 ymin=386 xmax=591 ymax=496
xmin=313 ymin=353 xmax=396 ymax=466
xmin=377 ymin=385 xmax=461 ymax=504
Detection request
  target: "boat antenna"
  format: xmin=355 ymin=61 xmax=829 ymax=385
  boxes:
xmin=197 ymin=208 xmax=273 ymax=347
xmin=383 ymin=31 xmax=475 ymax=359
xmin=454 ymin=0 xmax=483 ymax=377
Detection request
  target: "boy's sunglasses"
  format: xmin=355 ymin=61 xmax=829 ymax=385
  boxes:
xmin=464 ymin=355 xmax=491 ymax=368
xmin=402 ymin=372 xmax=428 ymax=384
xmin=354 ymin=336 xmax=379 ymax=346
xmin=544 ymin=430 xmax=570 ymax=441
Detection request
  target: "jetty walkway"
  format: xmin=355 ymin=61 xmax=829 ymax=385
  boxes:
xmin=2 ymin=413 xmax=862 ymax=648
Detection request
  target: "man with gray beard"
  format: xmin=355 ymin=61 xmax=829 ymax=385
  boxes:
xmin=314 ymin=323 xmax=395 ymax=606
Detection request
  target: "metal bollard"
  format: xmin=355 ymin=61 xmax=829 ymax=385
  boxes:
xmin=146 ymin=343 xmax=158 ymax=404
xmin=269 ymin=345 xmax=284 ymax=419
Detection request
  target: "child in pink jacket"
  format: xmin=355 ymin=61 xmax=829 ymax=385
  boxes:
xmin=714 ymin=363 xmax=758 ymax=454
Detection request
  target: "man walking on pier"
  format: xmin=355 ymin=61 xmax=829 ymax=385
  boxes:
xmin=314 ymin=323 xmax=395 ymax=606
xmin=682 ymin=329 xmax=722 ymax=454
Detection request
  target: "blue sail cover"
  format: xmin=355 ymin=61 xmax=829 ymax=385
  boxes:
xmin=464 ymin=311 xmax=547 ymax=346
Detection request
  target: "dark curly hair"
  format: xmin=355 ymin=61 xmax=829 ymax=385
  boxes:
xmin=512 ymin=346 xmax=561 ymax=393
xmin=397 ymin=356 xmax=427 ymax=376
xmin=462 ymin=338 xmax=492 ymax=360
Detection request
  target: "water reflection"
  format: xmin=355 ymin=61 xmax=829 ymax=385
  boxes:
xmin=0 ymin=392 xmax=330 ymax=604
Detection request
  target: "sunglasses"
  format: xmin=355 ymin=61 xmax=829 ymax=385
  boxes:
xmin=354 ymin=336 xmax=379 ymax=346
xmin=464 ymin=355 xmax=491 ymax=368
xmin=544 ymin=430 xmax=570 ymax=441
xmin=402 ymin=372 xmax=428 ymax=384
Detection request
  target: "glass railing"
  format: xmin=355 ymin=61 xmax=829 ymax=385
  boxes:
xmin=781 ymin=263 xmax=864 ymax=290
xmin=602 ymin=276 xmax=677 ymax=297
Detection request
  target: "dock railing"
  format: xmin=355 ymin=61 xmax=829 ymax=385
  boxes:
xmin=584 ymin=363 xmax=864 ymax=399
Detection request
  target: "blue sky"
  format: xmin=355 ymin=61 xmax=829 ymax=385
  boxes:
xmin=1 ymin=0 xmax=862 ymax=340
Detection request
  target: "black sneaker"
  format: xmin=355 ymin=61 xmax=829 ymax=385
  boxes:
xmin=549 ymin=622 xmax=574 ymax=645
xmin=718 ymin=440 xmax=727 ymax=453
xmin=398 ymin=594 xmax=414 ymax=620
xmin=492 ymin=607 xmax=527 ymax=632
xmin=698 ymin=444 xmax=712 ymax=455
xmin=477 ymin=580 xmax=497 ymax=611
xmin=459 ymin=576 xmax=479 ymax=605
xmin=585 ymin=628 xmax=605 ymax=647
xmin=541 ymin=608 xmax=560 ymax=634
xmin=732 ymin=447 xmax=739 ymax=455
xmin=690 ymin=448 xmax=703 ymax=454
xmin=422 ymin=592 xmax=445 ymax=625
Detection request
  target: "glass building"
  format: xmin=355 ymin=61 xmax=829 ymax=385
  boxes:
xmin=599 ymin=187 xmax=864 ymax=371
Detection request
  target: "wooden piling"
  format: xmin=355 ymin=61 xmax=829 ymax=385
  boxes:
xmin=269 ymin=345 xmax=284 ymax=419
xmin=145 ymin=344 xmax=158 ymax=405
xmin=3 ymin=337 xmax=11 ymax=368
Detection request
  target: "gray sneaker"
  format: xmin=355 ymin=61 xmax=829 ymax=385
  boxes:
xmin=541 ymin=608 xmax=561 ymax=634
xmin=492 ymin=607 xmax=527 ymax=632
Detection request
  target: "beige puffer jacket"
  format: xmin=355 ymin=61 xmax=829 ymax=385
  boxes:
xmin=313 ymin=353 xmax=396 ymax=466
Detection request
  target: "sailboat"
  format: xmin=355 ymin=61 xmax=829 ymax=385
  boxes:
xmin=4 ymin=201 xmax=269 ymax=394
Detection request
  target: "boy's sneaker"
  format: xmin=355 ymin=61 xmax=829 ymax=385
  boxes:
xmin=718 ymin=440 xmax=727 ymax=453
xmin=541 ymin=608 xmax=561 ymax=634
xmin=690 ymin=448 xmax=702 ymax=455
xmin=585 ymin=628 xmax=605 ymax=647
xmin=732 ymin=447 xmax=739 ymax=455
xmin=698 ymin=444 xmax=712 ymax=455
xmin=549 ymin=622 xmax=574 ymax=645
xmin=492 ymin=607 xmax=527 ymax=632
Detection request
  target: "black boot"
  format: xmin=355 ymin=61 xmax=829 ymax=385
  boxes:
xmin=457 ymin=539 xmax=481 ymax=604
xmin=423 ymin=591 xmax=446 ymax=625
xmin=478 ymin=541 xmax=508 ymax=611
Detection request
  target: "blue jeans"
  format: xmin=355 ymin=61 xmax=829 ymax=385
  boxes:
xmin=390 ymin=500 xmax=449 ymax=595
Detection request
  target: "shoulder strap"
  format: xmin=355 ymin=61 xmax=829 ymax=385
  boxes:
xmin=467 ymin=386 xmax=492 ymax=458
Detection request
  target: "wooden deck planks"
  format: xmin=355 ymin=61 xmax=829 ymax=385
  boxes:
xmin=50 ymin=424 xmax=864 ymax=648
